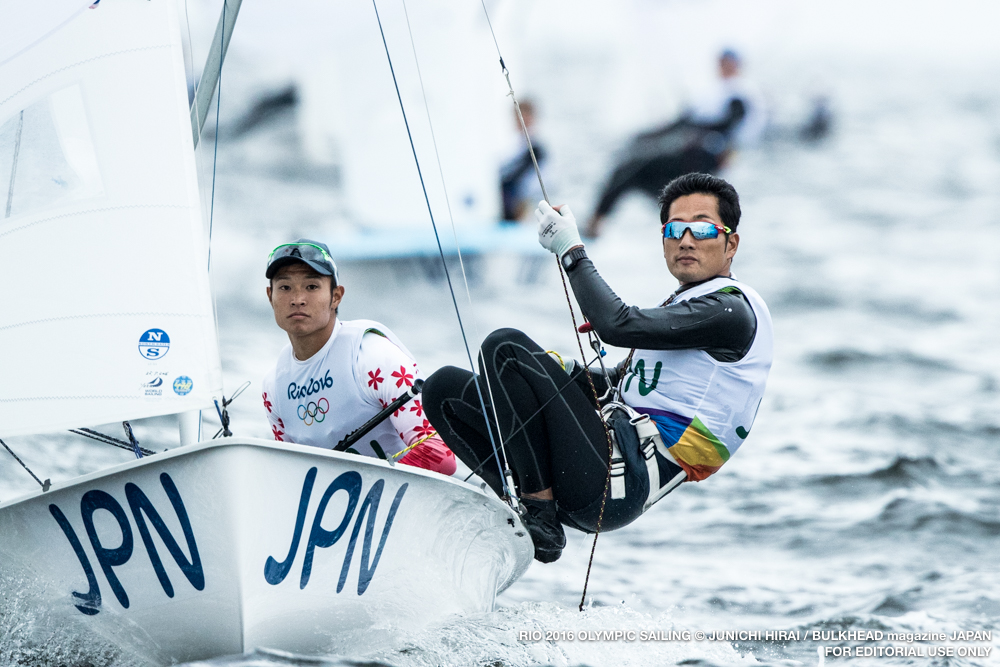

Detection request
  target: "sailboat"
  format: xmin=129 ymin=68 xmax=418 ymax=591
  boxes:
xmin=0 ymin=1 xmax=531 ymax=663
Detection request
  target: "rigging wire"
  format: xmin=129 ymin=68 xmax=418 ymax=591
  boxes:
xmin=370 ymin=0 xmax=515 ymax=504
xmin=476 ymin=0 xmax=617 ymax=612
xmin=212 ymin=380 xmax=250 ymax=439
xmin=396 ymin=0 xmax=517 ymax=503
xmin=0 ymin=438 xmax=50 ymax=491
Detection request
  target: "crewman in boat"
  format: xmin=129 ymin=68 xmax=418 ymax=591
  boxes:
xmin=584 ymin=49 xmax=765 ymax=238
xmin=261 ymin=239 xmax=456 ymax=475
xmin=423 ymin=173 xmax=772 ymax=562
xmin=500 ymin=99 xmax=548 ymax=222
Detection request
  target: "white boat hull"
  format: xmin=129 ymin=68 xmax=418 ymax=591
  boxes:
xmin=0 ymin=439 xmax=532 ymax=664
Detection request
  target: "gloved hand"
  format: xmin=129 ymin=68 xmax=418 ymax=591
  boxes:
xmin=536 ymin=201 xmax=583 ymax=258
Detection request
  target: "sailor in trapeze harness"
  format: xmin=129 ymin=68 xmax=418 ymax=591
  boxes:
xmin=423 ymin=173 xmax=773 ymax=562
xmin=261 ymin=239 xmax=455 ymax=474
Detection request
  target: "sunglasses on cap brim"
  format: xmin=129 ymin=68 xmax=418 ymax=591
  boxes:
xmin=267 ymin=242 xmax=339 ymax=281
xmin=662 ymin=220 xmax=732 ymax=240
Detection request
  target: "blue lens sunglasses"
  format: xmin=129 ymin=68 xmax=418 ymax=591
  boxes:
xmin=662 ymin=220 xmax=732 ymax=240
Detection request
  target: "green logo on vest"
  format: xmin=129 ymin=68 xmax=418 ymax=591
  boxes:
xmin=735 ymin=398 xmax=763 ymax=439
xmin=624 ymin=359 xmax=662 ymax=396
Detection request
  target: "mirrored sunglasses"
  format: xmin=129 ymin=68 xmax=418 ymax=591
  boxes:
xmin=662 ymin=220 xmax=732 ymax=240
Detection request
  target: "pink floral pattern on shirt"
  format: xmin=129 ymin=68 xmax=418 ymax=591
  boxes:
xmin=360 ymin=336 xmax=435 ymax=448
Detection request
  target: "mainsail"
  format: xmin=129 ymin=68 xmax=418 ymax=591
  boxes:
xmin=0 ymin=0 xmax=223 ymax=436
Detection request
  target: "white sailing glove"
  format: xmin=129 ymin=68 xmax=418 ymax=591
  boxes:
xmin=536 ymin=201 xmax=583 ymax=258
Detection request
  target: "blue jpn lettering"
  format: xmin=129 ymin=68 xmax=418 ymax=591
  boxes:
xmin=287 ymin=370 xmax=334 ymax=401
xmin=49 ymin=504 xmax=101 ymax=615
xmin=301 ymin=471 xmax=362 ymax=589
xmin=125 ymin=473 xmax=204 ymax=597
xmin=80 ymin=490 xmax=134 ymax=609
xmin=264 ymin=468 xmax=407 ymax=595
xmin=337 ymin=480 xmax=408 ymax=595
xmin=51 ymin=473 xmax=203 ymax=615
xmin=264 ymin=467 xmax=317 ymax=585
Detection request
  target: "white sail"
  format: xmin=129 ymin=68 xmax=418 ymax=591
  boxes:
xmin=0 ymin=0 xmax=222 ymax=437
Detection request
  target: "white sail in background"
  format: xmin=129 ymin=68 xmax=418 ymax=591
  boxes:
xmin=0 ymin=0 xmax=223 ymax=437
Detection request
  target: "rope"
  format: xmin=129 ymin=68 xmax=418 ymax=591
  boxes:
xmin=396 ymin=0 xmax=515 ymax=499
xmin=391 ymin=429 xmax=438 ymax=460
xmin=122 ymin=421 xmax=142 ymax=459
xmin=478 ymin=1 xmax=547 ymax=203
xmin=476 ymin=0 xmax=615 ymax=611
xmin=0 ymin=437 xmax=49 ymax=490
xmin=211 ymin=380 xmax=250 ymax=439
xmin=69 ymin=427 xmax=156 ymax=457
xmin=371 ymin=0 xmax=513 ymax=504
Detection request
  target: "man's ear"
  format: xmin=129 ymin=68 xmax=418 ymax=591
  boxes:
xmin=266 ymin=284 xmax=272 ymax=304
xmin=330 ymin=284 xmax=345 ymax=309
xmin=726 ymin=232 xmax=740 ymax=259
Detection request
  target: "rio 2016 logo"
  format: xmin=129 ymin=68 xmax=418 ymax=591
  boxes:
xmin=297 ymin=398 xmax=329 ymax=426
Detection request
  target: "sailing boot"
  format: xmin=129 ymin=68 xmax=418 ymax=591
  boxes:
xmin=520 ymin=498 xmax=566 ymax=563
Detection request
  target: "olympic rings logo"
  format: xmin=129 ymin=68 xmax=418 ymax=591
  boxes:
xmin=297 ymin=398 xmax=329 ymax=426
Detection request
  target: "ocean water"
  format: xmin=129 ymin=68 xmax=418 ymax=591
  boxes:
xmin=3 ymin=1 xmax=1000 ymax=665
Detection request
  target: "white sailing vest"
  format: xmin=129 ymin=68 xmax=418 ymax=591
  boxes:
xmin=619 ymin=276 xmax=773 ymax=481
xmin=268 ymin=319 xmax=414 ymax=459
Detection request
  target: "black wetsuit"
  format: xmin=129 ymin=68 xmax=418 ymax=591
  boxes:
xmin=592 ymin=99 xmax=746 ymax=219
xmin=423 ymin=258 xmax=757 ymax=532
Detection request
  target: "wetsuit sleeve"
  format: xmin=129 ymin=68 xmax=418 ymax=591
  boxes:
xmin=261 ymin=367 xmax=286 ymax=442
xmin=566 ymin=258 xmax=756 ymax=362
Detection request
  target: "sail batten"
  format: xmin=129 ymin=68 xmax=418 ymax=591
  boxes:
xmin=0 ymin=0 xmax=223 ymax=437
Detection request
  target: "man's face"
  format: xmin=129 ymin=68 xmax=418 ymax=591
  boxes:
xmin=266 ymin=263 xmax=344 ymax=338
xmin=663 ymin=193 xmax=739 ymax=285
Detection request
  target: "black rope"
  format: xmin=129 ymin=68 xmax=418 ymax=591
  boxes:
xmin=477 ymin=0 xmax=616 ymax=612
xmin=370 ymin=0 xmax=512 ymax=503
xmin=212 ymin=380 xmax=250 ymax=439
xmin=69 ymin=428 xmax=155 ymax=457
xmin=122 ymin=421 xmax=142 ymax=459
xmin=0 ymin=438 xmax=50 ymax=491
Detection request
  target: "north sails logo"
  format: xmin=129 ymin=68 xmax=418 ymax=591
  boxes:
xmin=288 ymin=370 xmax=333 ymax=400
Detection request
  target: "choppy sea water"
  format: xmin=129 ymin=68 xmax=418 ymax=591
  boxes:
xmin=3 ymin=2 xmax=1000 ymax=666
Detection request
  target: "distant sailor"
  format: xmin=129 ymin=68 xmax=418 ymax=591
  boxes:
xmin=423 ymin=174 xmax=772 ymax=562
xmin=500 ymin=99 xmax=548 ymax=222
xmin=584 ymin=50 xmax=765 ymax=238
xmin=261 ymin=239 xmax=455 ymax=474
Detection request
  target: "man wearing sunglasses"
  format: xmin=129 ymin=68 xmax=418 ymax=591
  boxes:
xmin=261 ymin=239 xmax=456 ymax=475
xmin=422 ymin=173 xmax=772 ymax=563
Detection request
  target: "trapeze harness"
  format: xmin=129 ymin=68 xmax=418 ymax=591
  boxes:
xmin=599 ymin=276 xmax=773 ymax=514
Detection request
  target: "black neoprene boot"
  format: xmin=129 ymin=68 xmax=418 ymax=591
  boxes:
xmin=520 ymin=498 xmax=566 ymax=563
